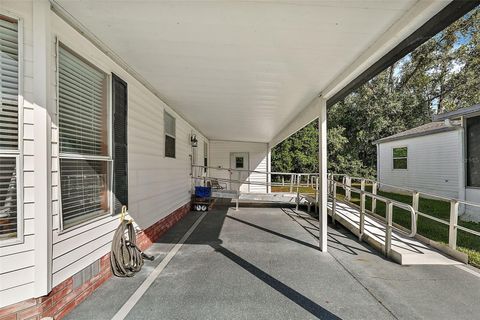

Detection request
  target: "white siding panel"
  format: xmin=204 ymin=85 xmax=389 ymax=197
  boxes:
xmin=0 ymin=1 xmax=36 ymax=308
xmin=0 ymin=250 xmax=35 ymax=274
xmin=49 ymin=12 xmax=208 ymax=287
xmin=210 ymin=141 xmax=268 ymax=193
xmin=378 ymin=130 xmax=462 ymax=198
xmin=0 ymin=267 xmax=35 ymax=291
xmin=0 ymin=282 xmax=35 ymax=309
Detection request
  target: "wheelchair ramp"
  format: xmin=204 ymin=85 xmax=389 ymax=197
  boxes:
xmin=328 ymin=201 xmax=462 ymax=265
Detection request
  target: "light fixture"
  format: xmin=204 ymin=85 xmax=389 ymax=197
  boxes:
xmin=190 ymin=134 xmax=198 ymax=147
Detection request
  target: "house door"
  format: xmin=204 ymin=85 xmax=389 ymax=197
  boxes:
xmin=230 ymin=152 xmax=249 ymax=192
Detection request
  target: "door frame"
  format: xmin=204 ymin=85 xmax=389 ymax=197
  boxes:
xmin=230 ymin=152 xmax=250 ymax=192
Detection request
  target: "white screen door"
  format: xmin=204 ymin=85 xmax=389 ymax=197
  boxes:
xmin=230 ymin=152 xmax=249 ymax=192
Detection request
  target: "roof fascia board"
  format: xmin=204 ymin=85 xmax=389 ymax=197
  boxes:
xmin=374 ymin=126 xmax=462 ymax=144
xmin=324 ymin=0 xmax=479 ymax=108
xmin=434 ymin=104 xmax=480 ymax=120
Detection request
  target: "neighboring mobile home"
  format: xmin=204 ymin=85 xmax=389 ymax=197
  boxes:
xmin=375 ymin=104 xmax=480 ymax=221
xmin=0 ymin=0 xmax=473 ymax=319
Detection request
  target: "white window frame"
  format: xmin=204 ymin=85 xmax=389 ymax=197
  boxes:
xmin=392 ymin=146 xmax=408 ymax=171
xmin=0 ymin=12 xmax=24 ymax=247
xmin=55 ymin=39 xmax=113 ymax=232
xmin=164 ymin=110 xmax=176 ymax=158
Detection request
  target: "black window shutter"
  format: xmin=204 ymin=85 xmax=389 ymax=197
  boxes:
xmin=112 ymin=74 xmax=128 ymax=214
xmin=467 ymin=116 xmax=480 ymax=187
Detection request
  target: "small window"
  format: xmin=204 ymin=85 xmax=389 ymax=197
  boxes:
xmin=235 ymin=157 xmax=244 ymax=169
xmin=0 ymin=15 xmax=20 ymax=241
xmin=164 ymin=111 xmax=176 ymax=158
xmin=393 ymin=147 xmax=408 ymax=170
xmin=58 ymin=44 xmax=110 ymax=229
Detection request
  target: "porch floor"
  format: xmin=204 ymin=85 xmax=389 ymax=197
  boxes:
xmin=66 ymin=205 xmax=480 ymax=320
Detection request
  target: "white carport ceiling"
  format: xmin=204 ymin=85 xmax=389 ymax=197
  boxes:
xmin=54 ymin=0 xmax=449 ymax=142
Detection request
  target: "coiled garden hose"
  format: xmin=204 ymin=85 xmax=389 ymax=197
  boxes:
xmin=110 ymin=219 xmax=154 ymax=277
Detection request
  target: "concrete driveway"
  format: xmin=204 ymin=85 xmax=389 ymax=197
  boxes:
xmin=66 ymin=204 xmax=480 ymax=320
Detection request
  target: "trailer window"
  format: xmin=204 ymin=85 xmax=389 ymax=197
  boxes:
xmin=393 ymin=147 xmax=408 ymax=170
xmin=58 ymin=44 xmax=110 ymax=229
xmin=164 ymin=111 xmax=176 ymax=158
xmin=0 ymin=16 xmax=20 ymax=241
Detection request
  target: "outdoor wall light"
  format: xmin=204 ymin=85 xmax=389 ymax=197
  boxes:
xmin=191 ymin=134 xmax=198 ymax=147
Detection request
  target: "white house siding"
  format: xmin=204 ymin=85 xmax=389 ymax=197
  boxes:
xmin=378 ymin=130 xmax=462 ymax=199
xmin=0 ymin=1 xmax=36 ymax=308
xmin=210 ymin=141 xmax=268 ymax=193
xmin=465 ymin=189 xmax=480 ymax=222
xmin=48 ymin=13 xmax=208 ymax=288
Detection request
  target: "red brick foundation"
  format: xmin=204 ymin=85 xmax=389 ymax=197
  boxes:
xmin=0 ymin=203 xmax=191 ymax=320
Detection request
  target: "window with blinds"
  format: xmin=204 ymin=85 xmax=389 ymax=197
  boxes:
xmin=0 ymin=16 xmax=19 ymax=241
xmin=164 ymin=111 xmax=176 ymax=158
xmin=58 ymin=44 xmax=110 ymax=229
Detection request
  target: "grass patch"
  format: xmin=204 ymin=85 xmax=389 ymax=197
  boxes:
xmin=271 ymin=186 xmax=317 ymax=194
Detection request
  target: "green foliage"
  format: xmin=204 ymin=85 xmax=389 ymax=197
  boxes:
xmin=272 ymin=6 xmax=479 ymax=177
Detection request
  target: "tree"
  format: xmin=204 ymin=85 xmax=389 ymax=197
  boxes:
xmin=272 ymin=6 xmax=479 ymax=178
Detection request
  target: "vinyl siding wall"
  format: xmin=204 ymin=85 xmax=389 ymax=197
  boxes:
xmin=378 ymin=130 xmax=462 ymax=199
xmin=0 ymin=1 xmax=36 ymax=308
xmin=1 ymin=1 xmax=209 ymax=308
xmin=210 ymin=141 xmax=268 ymax=193
xmin=49 ymin=12 xmax=208 ymax=287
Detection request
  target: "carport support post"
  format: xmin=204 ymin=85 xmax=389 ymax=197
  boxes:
xmin=318 ymin=98 xmax=328 ymax=252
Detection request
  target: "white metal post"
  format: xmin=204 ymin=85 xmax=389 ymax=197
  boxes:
xmin=412 ymin=190 xmax=420 ymax=226
xmin=33 ymin=0 xmax=53 ymax=295
xmin=296 ymin=174 xmax=300 ymax=211
xmin=332 ymin=181 xmax=337 ymax=225
xmin=385 ymin=201 xmax=393 ymax=257
xmin=318 ymin=98 xmax=328 ymax=252
xmin=346 ymin=176 xmax=352 ymax=201
xmin=449 ymin=200 xmax=459 ymax=250
xmin=372 ymin=181 xmax=378 ymax=214
xmin=359 ymin=189 xmax=365 ymax=241
xmin=267 ymin=144 xmax=271 ymax=193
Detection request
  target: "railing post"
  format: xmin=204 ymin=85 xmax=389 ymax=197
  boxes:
xmin=412 ymin=190 xmax=420 ymax=227
xmin=289 ymin=174 xmax=294 ymax=193
xmin=282 ymin=176 xmax=285 ymax=186
xmin=346 ymin=176 xmax=351 ymax=201
xmin=296 ymin=174 xmax=300 ymax=211
xmin=315 ymin=177 xmax=319 ymax=214
xmin=385 ymin=201 xmax=393 ymax=257
xmin=359 ymin=189 xmax=365 ymax=241
xmin=372 ymin=181 xmax=378 ymax=214
xmin=332 ymin=181 xmax=337 ymax=225
xmin=449 ymin=200 xmax=459 ymax=250
xmin=229 ymin=169 xmax=233 ymax=190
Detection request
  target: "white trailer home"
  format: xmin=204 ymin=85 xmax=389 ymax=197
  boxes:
xmin=375 ymin=104 xmax=480 ymax=221
xmin=0 ymin=0 xmax=475 ymax=319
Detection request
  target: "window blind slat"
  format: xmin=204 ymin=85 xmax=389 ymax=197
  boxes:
xmin=58 ymin=45 xmax=110 ymax=229
xmin=0 ymin=17 xmax=18 ymax=152
xmin=0 ymin=157 xmax=17 ymax=239
xmin=58 ymin=45 xmax=107 ymax=156
xmin=60 ymin=158 xmax=108 ymax=228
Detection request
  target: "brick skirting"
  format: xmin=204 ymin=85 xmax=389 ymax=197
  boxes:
xmin=0 ymin=203 xmax=191 ymax=320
